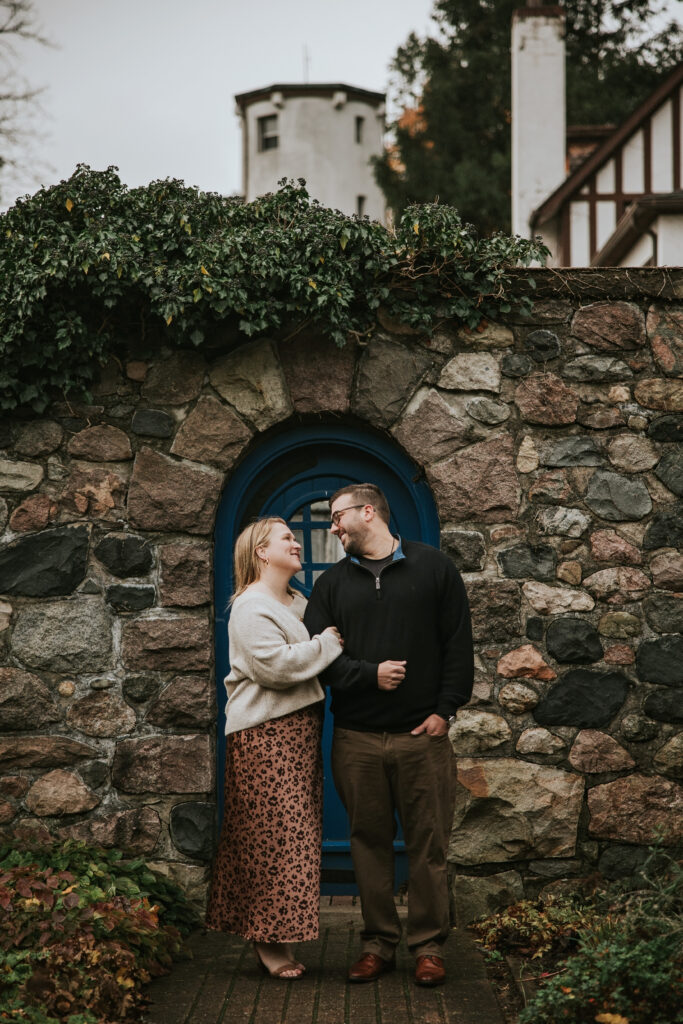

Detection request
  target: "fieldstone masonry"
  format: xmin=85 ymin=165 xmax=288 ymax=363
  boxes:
xmin=0 ymin=268 xmax=682 ymax=920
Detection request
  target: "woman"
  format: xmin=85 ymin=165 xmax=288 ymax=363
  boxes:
xmin=206 ymin=517 xmax=342 ymax=980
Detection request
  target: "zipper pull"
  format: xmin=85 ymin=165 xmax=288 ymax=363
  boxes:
xmin=376 ymin=576 xmax=381 ymax=600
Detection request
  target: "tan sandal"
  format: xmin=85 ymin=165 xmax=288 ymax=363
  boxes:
xmin=254 ymin=947 xmax=305 ymax=980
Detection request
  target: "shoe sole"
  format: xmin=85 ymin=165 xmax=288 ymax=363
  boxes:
xmin=415 ymin=976 xmax=445 ymax=987
xmin=348 ymin=963 xmax=396 ymax=983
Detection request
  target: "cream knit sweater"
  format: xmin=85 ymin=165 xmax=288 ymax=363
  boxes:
xmin=223 ymin=589 xmax=342 ymax=736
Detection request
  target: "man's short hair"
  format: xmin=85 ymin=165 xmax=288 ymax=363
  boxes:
xmin=329 ymin=483 xmax=391 ymax=525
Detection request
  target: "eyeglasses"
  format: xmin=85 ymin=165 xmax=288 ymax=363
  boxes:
xmin=331 ymin=504 xmax=368 ymax=526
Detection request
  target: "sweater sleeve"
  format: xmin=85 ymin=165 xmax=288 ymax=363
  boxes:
xmin=435 ymin=559 xmax=474 ymax=716
xmin=304 ymin=577 xmax=378 ymax=692
xmin=232 ymin=602 xmax=342 ymax=689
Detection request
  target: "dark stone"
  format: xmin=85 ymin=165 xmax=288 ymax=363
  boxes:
xmin=78 ymin=761 xmax=110 ymax=789
xmin=647 ymin=414 xmax=683 ymax=443
xmin=643 ymin=503 xmax=683 ymax=549
xmin=654 ymin=448 xmax=683 ymax=496
xmin=643 ymin=594 xmax=683 ymax=634
xmin=526 ymin=617 xmax=545 ymax=641
xmin=122 ymin=676 xmax=160 ymax=704
xmin=170 ymin=801 xmax=214 ymax=859
xmin=441 ymin=530 xmax=486 ymax=572
xmin=562 ymin=355 xmax=633 ymax=383
xmin=636 ymin=636 xmax=683 ymax=686
xmin=131 ymin=409 xmax=176 ymax=438
xmin=524 ymin=330 xmax=561 ymax=362
xmin=0 ymin=526 xmax=89 ymax=597
xmin=468 ymin=580 xmax=521 ymax=642
xmin=497 ymin=544 xmax=556 ymax=582
xmin=598 ymin=844 xmax=650 ymax=880
xmin=584 ymin=470 xmax=652 ymax=521
xmin=643 ymin=688 xmax=683 ymax=723
xmin=620 ymin=713 xmax=659 ymax=742
xmin=105 ymin=585 xmax=156 ymax=612
xmin=546 ymin=618 xmax=603 ymax=664
xmin=94 ymin=534 xmax=153 ymax=578
xmin=533 ymin=669 xmax=630 ymax=728
xmin=545 ymin=438 xmax=603 ymax=467
xmin=501 ymin=353 xmax=533 ymax=378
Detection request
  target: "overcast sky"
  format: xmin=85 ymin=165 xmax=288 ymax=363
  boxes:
xmin=3 ymin=0 xmax=435 ymax=207
xmin=4 ymin=0 xmax=681 ymax=209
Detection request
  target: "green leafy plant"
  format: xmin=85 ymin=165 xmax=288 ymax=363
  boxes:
xmin=0 ymin=165 xmax=548 ymax=412
xmin=471 ymin=892 xmax=600 ymax=963
xmin=0 ymin=837 xmax=199 ymax=1024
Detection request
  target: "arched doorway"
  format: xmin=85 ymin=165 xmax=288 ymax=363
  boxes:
xmin=214 ymin=423 xmax=440 ymax=890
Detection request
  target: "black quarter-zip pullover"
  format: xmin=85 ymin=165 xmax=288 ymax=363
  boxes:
xmin=303 ymin=538 xmax=474 ymax=732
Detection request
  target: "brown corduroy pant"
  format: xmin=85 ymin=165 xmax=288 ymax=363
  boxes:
xmin=331 ymin=726 xmax=456 ymax=960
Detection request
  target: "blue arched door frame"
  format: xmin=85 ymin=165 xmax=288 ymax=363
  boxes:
xmin=214 ymin=423 xmax=441 ymax=890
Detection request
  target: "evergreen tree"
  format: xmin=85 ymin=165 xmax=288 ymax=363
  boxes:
xmin=375 ymin=0 xmax=683 ymax=234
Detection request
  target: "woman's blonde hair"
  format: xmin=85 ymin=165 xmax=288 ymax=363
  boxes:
xmin=231 ymin=517 xmax=294 ymax=601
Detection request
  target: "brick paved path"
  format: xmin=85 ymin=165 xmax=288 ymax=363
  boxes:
xmin=144 ymin=901 xmax=504 ymax=1024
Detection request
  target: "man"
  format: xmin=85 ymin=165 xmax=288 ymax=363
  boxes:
xmin=304 ymin=483 xmax=473 ymax=987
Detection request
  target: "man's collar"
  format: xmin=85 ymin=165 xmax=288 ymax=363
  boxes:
xmin=349 ymin=535 xmax=404 ymax=565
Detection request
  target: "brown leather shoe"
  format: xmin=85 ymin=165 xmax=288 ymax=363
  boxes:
xmin=415 ymin=954 xmax=446 ymax=986
xmin=348 ymin=952 xmax=395 ymax=983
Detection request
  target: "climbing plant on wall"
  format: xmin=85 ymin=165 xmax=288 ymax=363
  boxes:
xmin=0 ymin=164 xmax=548 ymax=412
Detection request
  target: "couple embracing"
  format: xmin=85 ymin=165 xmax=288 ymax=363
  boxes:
xmin=206 ymin=483 xmax=474 ymax=986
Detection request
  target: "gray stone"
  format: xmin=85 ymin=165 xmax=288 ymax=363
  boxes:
xmin=466 ymin=397 xmax=510 ymax=424
xmin=562 ymin=355 xmax=633 ymax=382
xmin=392 ymin=389 xmax=480 ymax=464
xmin=501 ymin=353 xmax=533 ymax=377
xmin=598 ymin=844 xmax=650 ymax=880
xmin=353 ymin=337 xmax=432 ymax=427
xmin=131 ymin=410 xmax=176 ymax=438
xmin=0 ymin=497 xmax=7 ymax=532
xmin=526 ymin=617 xmax=545 ymax=641
xmin=647 ymin=414 xmax=683 ymax=443
xmin=498 ymin=544 xmax=556 ymax=582
xmin=61 ymin=806 xmax=162 ymax=855
xmin=438 ymin=353 xmax=501 ymax=393
xmin=644 ymin=689 xmax=683 ymax=724
xmin=643 ymin=503 xmax=683 ymax=549
xmin=453 ymin=871 xmax=525 ymax=926
xmin=210 ymin=340 xmax=291 ymax=430
xmin=524 ymin=329 xmax=561 ymax=362
xmin=451 ymin=710 xmax=511 ymax=755
xmin=146 ymin=675 xmax=214 ymax=729
xmin=441 ymin=529 xmax=486 ymax=572
xmin=78 ymin=761 xmax=110 ymax=789
xmin=0 ymin=526 xmax=89 ymax=597
xmin=171 ymin=396 xmax=253 ymax=471
xmin=546 ymin=618 xmax=603 ymax=664
xmin=170 ymin=801 xmax=214 ymax=859
xmin=0 ymin=668 xmax=61 ymax=731
xmin=523 ymin=581 xmax=594 ymax=614
xmin=636 ymin=636 xmax=683 ymax=687
xmin=0 ymin=459 xmax=43 ymax=491
xmin=105 ymin=585 xmax=156 ymax=612
xmin=11 ymin=599 xmax=112 ymax=673
xmin=516 ymin=727 xmax=566 ymax=755
xmin=544 ymin=437 xmax=603 ymax=467
xmin=141 ymin=351 xmax=205 ymax=406
xmin=94 ymin=534 xmax=153 ymax=578
xmin=533 ymin=669 xmax=630 ymax=728
xmin=584 ymin=470 xmax=652 ymax=521
xmin=643 ymin=594 xmax=683 ymax=634
xmin=620 ymin=713 xmax=659 ymax=742
xmin=122 ymin=616 xmax=210 ymax=672
xmin=655 ymin=448 xmax=683 ymax=496
xmin=452 ymin=758 xmax=584 ymax=864
xmin=598 ymin=611 xmax=642 ymax=639
xmin=536 ymin=507 xmax=591 ymax=537
xmin=498 ymin=682 xmax=540 ymax=714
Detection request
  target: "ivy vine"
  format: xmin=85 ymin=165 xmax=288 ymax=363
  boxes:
xmin=0 ymin=165 xmax=548 ymax=412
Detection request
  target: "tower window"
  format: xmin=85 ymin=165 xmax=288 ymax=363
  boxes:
xmin=258 ymin=115 xmax=279 ymax=151
xmin=355 ymin=116 xmax=364 ymax=144
xmin=356 ymin=195 xmax=366 ymax=217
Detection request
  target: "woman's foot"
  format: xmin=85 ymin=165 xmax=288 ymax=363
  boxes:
xmin=284 ymin=943 xmax=306 ymax=972
xmin=254 ymin=942 xmax=304 ymax=979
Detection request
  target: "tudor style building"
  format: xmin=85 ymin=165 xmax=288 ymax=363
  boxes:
xmin=512 ymin=3 xmax=683 ymax=267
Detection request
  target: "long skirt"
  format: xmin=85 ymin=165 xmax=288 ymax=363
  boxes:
xmin=205 ymin=705 xmax=323 ymax=942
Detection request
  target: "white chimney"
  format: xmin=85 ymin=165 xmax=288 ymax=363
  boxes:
xmin=511 ymin=2 xmax=566 ymax=238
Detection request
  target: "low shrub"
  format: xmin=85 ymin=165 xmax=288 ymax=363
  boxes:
xmin=0 ymin=836 xmax=199 ymax=1024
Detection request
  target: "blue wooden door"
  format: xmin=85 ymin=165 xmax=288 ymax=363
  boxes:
xmin=214 ymin=426 xmax=440 ymax=892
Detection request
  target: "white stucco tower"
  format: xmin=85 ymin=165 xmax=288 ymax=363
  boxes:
xmin=235 ymin=83 xmax=386 ymax=220
xmin=511 ymin=2 xmax=566 ymax=238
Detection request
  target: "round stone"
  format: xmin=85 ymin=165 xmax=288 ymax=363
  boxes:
xmin=533 ymin=669 xmax=630 ymax=728
xmin=647 ymin=414 xmax=683 ymax=443
xmin=498 ymin=544 xmax=556 ymax=582
xmin=524 ymin=330 xmax=561 ymax=362
xmin=516 ymin=727 xmax=565 ymax=755
xmin=636 ymin=636 xmax=683 ymax=687
xmin=546 ymin=618 xmax=603 ymax=664
xmin=122 ymin=676 xmax=160 ymax=704
xmin=653 ymin=734 xmax=683 ymax=780
xmin=501 ymin=353 xmax=533 ymax=378
xmin=105 ymin=585 xmax=156 ymax=612
xmin=620 ymin=713 xmax=658 ymax=742
xmin=94 ymin=534 xmax=154 ymax=578
xmin=170 ymin=801 xmax=214 ymax=859
xmin=498 ymin=681 xmax=540 ymax=714
xmin=643 ymin=504 xmax=683 ymax=550
xmin=643 ymin=689 xmax=683 ymax=723
xmin=585 ymin=471 xmax=652 ymax=521
xmin=466 ymin=397 xmax=510 ymax=425
xmin=131 ymin=410 xmax=176 ymax=438
xmin=655 ymin=448 xmax=683 ymax=496
xmin=607 ymin=435 xmax=659 ymax=473
xmin=598 ymin=611 xmax=642 ymax=639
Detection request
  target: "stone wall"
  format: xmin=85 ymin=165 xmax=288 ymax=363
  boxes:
xmin=0 ymin=268 xmax=681 ymax=916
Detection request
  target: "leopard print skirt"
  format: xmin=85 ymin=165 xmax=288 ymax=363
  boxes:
xmin=205 ymin=705 xmax=323 ymax=942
